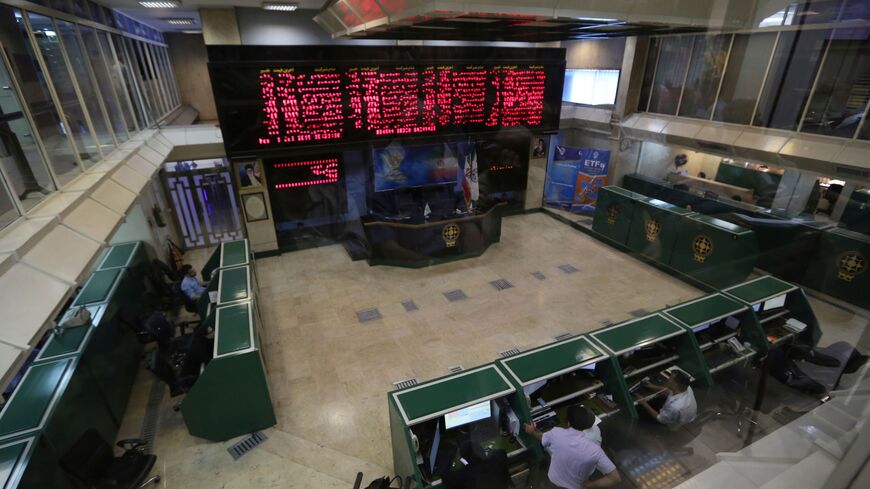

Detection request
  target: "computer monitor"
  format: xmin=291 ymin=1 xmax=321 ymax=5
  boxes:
xmin=763 ymin=294 xmax=786 ymax=311
xmin=428 ymin=421 xmax=441 ymax=474
xmin=579 ymin=362 xmax=597 ymax=371
xmin=692 ymin=322 xmax=711 ymax=333
xmin=444 ymin=400 xmax=492 ymax=430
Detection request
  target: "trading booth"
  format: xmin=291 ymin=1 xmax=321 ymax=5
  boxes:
xmin=590 ymin=313 xmax=712 ymax=416
xmin=388 ymin=365 xmax=535 ymax=488
xmin=201 ymin=239 xmax=252 ymax=281
xmin=496 ymin=335 xmax=629 ymax=434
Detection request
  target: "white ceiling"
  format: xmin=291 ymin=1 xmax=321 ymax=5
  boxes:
xmin=103 ymin=0 xmax=327 ymax=32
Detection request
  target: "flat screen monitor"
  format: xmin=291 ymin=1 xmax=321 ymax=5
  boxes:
xmin=444 ymin=400 xmax=491 ymax=430
xmin=579 ymin=362 xmax=597 ymax=371
xmin=763 ymin=294 xmax=787 ymax=311
xmin=428 ymin=421 xmax=441 ymax=474
xmin=692 ymin=322 xmax=711 ymax=333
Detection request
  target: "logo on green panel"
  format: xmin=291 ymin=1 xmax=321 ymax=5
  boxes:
xmin=442 ymin=223 xmax=460 ymax=247
xmin=692 ymin=235 xmax=714 ymax=263
xmin=645 ymin=218 xmax=662 ymax=242
xmin=606 ymin=205 xmax=620 ymax=225
xmin=837 ymin=252 xmax=865 ymax=282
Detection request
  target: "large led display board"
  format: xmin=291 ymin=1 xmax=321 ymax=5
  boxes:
xmin=208 ymin=46 xmax=565 ymax=156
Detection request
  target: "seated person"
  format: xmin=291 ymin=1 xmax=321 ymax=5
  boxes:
xmin=442 ymin=440 xmax=510 ymax=489
xmin=180 ymin=264 xmax=208 ymax=300
xmin=635 ymin=371 xmax=697 ymax=427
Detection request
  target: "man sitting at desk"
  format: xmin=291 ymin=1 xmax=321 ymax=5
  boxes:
xmin=442 ymin=441 xmax=510 ymax=489
xmin=635 ymin=371 xmax=697 ymax=427
xmin=180 ymin=264 xmax=207 ymax=301
xmin=523 ymin=406 xmax=621 ymax=489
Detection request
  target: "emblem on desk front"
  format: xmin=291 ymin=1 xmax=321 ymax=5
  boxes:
xmin=606 ymin=205 xmax=620 ymax=225
xmin=645 ymin=218 xmax=662 ymax=242
xmin=837 ymin=251 xmax=865 ymax=282
xmin=442 ymin=223 xmax=461 ymax=247
xmin=692 ymin=235 xmax=714 ymax=262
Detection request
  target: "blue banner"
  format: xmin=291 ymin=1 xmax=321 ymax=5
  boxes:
xmin=544 ymin=145 xmax=610 ymax=213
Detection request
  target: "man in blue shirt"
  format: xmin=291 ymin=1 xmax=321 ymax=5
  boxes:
xmin=180 ymin=264 xmax=207 ymax=300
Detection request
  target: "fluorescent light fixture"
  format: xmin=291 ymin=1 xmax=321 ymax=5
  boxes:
xmin=262 ymin=2 xmax=298 ymax=11
xmin=164 ymin=18 xmax=195 ymax=25
xmin=138 ymin=1 xmax=180 ymax=8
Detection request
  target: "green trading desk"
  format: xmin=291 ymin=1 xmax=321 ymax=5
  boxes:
xmin=669 ymin=214 xmax=758 ymax=288
xmin=592 ymin=186 xmax=644 ymax=245
xmin=199 ymin=264 xmax=255 ymax=329
xmin=388 ymin=365 xmax=531 ymax=488
xmin=590 ymin=313 xmax=711 ymax=418
xmin=663 ymin=294 xmax=761 ymax=374
xmin=181 ymin=301 xmax=275 ymax=441
xmin=724 ymin=276 xmax=821 ymax=350
xmin=201 ymin=239 xmax=250 ymax=281
xmin=497 ymin=335 xmax=627 ymax=426
xmin=96 ymin=241 xmax=144 ymax=271
xmin=626 ymin=197 xmax=695 ymax=264
xmin=0 ymin=437 xmax=35 ymax=488
xmin=802 ymin=227 xmax=870 ymax=310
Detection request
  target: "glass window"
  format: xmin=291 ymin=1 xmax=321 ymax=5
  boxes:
xmin=0 ymin=55 xmax=56 ymax=211
xmin=53 ymin=18 xmax=115 ymax=151
xmin=128 ymin=39 xmax=159 ymax=121
xmin=112 ymin=34 xmax=148 ymax=128
xmin=841 ymin=0 xmax=870 ymax=22
xmin=753 ymin=29 xmax=829 ymax=130
xmin=97 ymin=31 xmax=137 ymax=133
xmin=648 ymin=36 xmax=694 ymax=115
xmin=0 ymin=173 xmax=18 ymax=230
xmin=79 ymin=26 xmax=128 ymax=142
xmin=562 ymin=69 xmax=620 ymax=106
xmin=637 ymin=37 xmax=661 ymax=112
xmin=678 ymin=34 xmax=732 ymax=119
xmin=712 ymin=32 xmax=778 ymax=125
xmin=27 ymin=12 xmax=101 ymax=164
xmin=157 ymin=47 xmax=179 ymax=108
xmin=801 ymin=28 xmax=870 ymax=138
xmin=146 ymin=43 xmax=170 ymax=114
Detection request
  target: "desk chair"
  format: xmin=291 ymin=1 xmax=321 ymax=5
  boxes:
xmin=60 ymin=429 xmax=160 ymax=489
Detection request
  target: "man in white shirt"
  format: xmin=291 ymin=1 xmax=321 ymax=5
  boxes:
xmin=635 ymin=371 xmax=697 ymax=427
xmin=524 ymin=406 xmax=621 ymax=489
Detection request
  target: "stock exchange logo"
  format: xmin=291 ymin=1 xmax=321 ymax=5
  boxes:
xmin=645 ymin=218 xmax=662 ymax=242
xmin=606 ymin=205 xmax=620 ymax=225
xmin=442 ymin=223 xmax=461 ymax=248
xmin=837 ymin=252 xmax=865 ymax=282
xmin=692 ymin=236 xmax=714 ymax=263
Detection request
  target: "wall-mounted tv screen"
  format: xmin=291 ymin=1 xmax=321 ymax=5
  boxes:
xmin=208 ymin=46 xmax=565 ymax=156
xmin=373 ymin=143 xmax=459 ymax=192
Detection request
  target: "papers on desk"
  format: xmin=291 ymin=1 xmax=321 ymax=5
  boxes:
xmin=784 ymin=318 xmax=808 ymax=333
xmin=764 ymin=294 xmax=787 ymax=311
xmin=208 ymin=291 xmax=218 ymax=303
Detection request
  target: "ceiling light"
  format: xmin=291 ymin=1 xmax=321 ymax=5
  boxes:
xmin=164 ymin=18 xmax=195 ymax=25
xmin=262 ymin=2 xmax=298 ymax=11
xmin=138 ymin=1 xmax=180 ymax=8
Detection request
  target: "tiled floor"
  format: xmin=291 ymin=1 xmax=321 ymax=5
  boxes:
xmin=115 ymin=211 xmax=868 ymax=489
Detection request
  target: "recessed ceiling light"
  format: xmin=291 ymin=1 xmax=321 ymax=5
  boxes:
xmin=262 ymin=2 xmax=298 ymax=11
xmin=164 ymin=18 xmax=195 ymax=25
xmin=139 ymin=1 xmax=180 ymax=8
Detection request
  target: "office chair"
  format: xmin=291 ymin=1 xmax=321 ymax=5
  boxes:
xmin=146 ymin=346 xmax=198 ymax=402
xmin=60 ymin=429 xmax=160 ymax=489
xmin=146 ymin=260 xmax=196 ymax=314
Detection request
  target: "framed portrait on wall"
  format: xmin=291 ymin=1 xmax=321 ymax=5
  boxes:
xmin=242 ymin=192 xmax=269 ymax=222
xmin=235 ymin=161 xmax=264 ymax=189
xmin=531 ymin=136 xmax=548 ymax=160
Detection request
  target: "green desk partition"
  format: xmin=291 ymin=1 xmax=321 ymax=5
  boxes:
xmin=669 ymin=214 xmax=758 ymax=288
xmin=217 ymin=265 xmax=251 ymax=305
xmin=803 ymin=227 xmax=870 ymax=310
xmin=181 ymin=301 xmax=275 ymax=441
xmin=626 ymin=198 xmax=695 ymax=264
xmin=0 ymin=359 xmax=74 ymax=441
xmin=201 ymin=239 xmax=250 ymax=281
xmin=388 ymin=365 xmax=533 ymax=488
xmin=663 ymin=294 xmax=762 ymax=373
xmin=97 ymin=242 xmax=141 ymax=270
xmin=0 ymin=438 xmax=34 ymax=488
xmin=72 ymin=269 xmax=123 ymax=306
xmin=592 ymin=186 xmax=643 ymax=245
xmin=32 ymin=325 xmax=94 ymax=363
xmin=497 ymin=336 xmax=630 ymax=427
xmin=724 ymin=276 xmax=821 ymax=349
xmin=591 ymin=313 xmax=711 ymax=411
